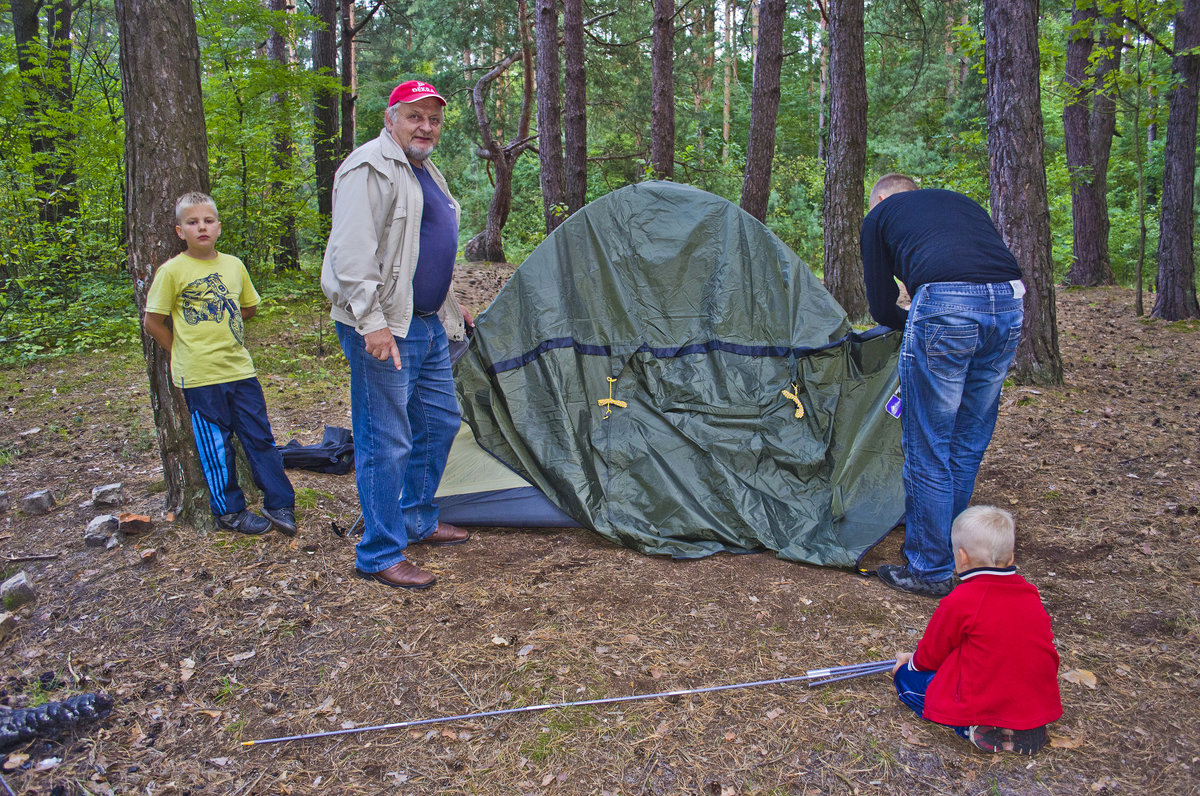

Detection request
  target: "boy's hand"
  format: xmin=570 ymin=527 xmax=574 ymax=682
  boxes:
xmin=892 ymin=652 xmax=913 ymax=674
xmin=364 ymin=328 xmax=402 ymax=370
xmin=461 ymin=306 xmax=475 ymax=329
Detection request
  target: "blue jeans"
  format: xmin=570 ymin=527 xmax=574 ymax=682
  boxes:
xmin=899 ymin=281 xmax=1023 ymax=581
xmin=893 ymin=665 xmax=969 ymax=739
xmin=336 ymin=318 xmax=461 ymax=573
xmin=182 ymin=377 xmax=295 ymax=516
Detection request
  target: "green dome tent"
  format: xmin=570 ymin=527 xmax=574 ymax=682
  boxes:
xmin=442 ymin=181 xmax=904 ymax=567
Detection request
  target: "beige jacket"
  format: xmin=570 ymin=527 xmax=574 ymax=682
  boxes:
xmin=321 ymin=128 xmax=466 ymax=342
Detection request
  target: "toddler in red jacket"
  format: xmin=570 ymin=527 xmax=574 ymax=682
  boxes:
xmin=891 ymin=505 xmax=1062 ymax=754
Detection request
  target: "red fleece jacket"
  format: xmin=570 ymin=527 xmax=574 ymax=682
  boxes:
xmin=913 ymin=568 xmax=1063 ymax=729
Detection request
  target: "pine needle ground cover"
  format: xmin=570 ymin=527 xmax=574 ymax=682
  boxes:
xmin=0 ymin=277 xmax=1196 ymax=795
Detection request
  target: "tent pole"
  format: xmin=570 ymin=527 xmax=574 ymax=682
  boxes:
xmin=242 ymin=659 xmax=896 ymax=748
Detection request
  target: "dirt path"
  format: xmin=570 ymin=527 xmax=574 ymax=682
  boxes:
xmin=0 ymin=282 xmax=1196 ymax=795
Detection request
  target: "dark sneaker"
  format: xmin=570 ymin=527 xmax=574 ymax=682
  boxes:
xmin=263 ymin=507 xmax=298 ymax=537
xmin=1009 ymin=726 xmax=1049 ymax=755
xmin=216 ymin=509 xmax=272 ymax=535
xmin=876 ymin=564 xmax=955 ymax=597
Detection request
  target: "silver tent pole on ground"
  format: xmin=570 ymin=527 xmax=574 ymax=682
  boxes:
xmin=242 ymin=659 xmax=897 ymax=748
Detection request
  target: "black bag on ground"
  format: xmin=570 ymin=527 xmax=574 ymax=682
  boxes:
xmin=278 ymin=425 xmax=354 ymax=474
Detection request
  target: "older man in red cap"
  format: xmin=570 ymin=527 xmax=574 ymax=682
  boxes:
xmin=322 ymin=79 xmax=474 ymax=590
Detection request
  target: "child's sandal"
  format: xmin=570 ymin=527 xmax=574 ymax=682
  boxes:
xmin=966 ymin=725 xmax=1007 ymax=753
xmin=1008 ymin=726 xmax=1049 ymax=755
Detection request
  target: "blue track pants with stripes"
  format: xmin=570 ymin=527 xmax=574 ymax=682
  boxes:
xmin=182 ymin=377 xmax=294 ymax=517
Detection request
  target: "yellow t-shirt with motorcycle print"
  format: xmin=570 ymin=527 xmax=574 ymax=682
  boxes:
xmin=145 ymin=252 xmax=260 ymax=388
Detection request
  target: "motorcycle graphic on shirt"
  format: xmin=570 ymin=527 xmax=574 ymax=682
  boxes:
xmin=179 ymin=273 xmax=244 ymax=345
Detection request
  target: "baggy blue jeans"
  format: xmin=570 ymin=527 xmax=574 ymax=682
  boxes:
xmin=336 ymin=318 xmax=461 ymax=573
xmin=182 ymin=377 xmax=295 ymax=517
xmin=899 ymin=281 xmax=1023 ymax=581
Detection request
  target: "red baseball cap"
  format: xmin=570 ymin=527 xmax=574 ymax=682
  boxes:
xmin=388 ymin=80 xmax=446 ymax=108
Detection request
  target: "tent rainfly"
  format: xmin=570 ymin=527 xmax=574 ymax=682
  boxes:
xmin=437 ymin=181 xmax=905 ymax=568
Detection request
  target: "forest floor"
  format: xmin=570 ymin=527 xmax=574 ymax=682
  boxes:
xmin=0 ymin=272 xmax=1197 ymax=796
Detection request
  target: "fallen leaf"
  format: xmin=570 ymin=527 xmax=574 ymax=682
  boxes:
xmin=441 ymin=729 xmax=458 ymax=740
xmin=1062 ymin=669 xmax=1098 ymax=689
xmin=541 ymin=773 xmax=555 ymax=786
xmin=765 ymin=707 xmax=784 ymax=720
xmin=1050 ymin=733 xmax=1084 ymax=749
xmin=208 ymin=757 xmax=230 ymax=767
xmin=492 ymin=635 xmax=510 ymax=646
xmin=3 ymin=753 xmax=29 ymax=771
xmin=621 ymin=634 xmax=639 ymax=644
xmin=34 ymin=757 xmax=61 ymax=771
xmin=900 ymin=721 xmax=927 ymax=747
xmin=226 ymin=650 xmax=255 ymax=663
xmin=180 ymin=658 xmax=196 ymax=683
xmin=650 ymin=666 xmax=663 ymax=680
xmin=196 ymin=709 xmax=223 ymax=719
xmin=724 ymin=731 xmax=737 ymax=742
xmin=518 ymin=644 xmax=535 ymax=657
xmin=1090 ymin=775 xmax=1116 ymax=791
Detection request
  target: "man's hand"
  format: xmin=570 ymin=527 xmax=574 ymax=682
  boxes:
xmin=363 ymin=327 xmax=401 ymax=370
xmin=461 ymin=305 xmax=475 ymax=330
xmin=892 ymin=652 xmax=913 ymax=674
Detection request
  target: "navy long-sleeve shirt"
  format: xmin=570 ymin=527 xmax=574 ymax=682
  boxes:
xmin=859 ymin=189 xmax=1022 ymax=330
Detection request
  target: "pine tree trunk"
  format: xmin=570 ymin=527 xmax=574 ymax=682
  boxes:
xmin=740 ymin=0 xmax=784 ymax=222
xmin=267 ymin=0 xmax=300 ymax=272
xmin=466 ymin=1 xmax=535 ymax=263
xmin=535 ymin=0 xmax=567 ymax=232
xmin=11 ymin=0 xmax=78 ymax=224
xmin=115 ymin=0 xmax=213 ymax=527
xmin=1153 ymin=0 xmax=1200 ymax=319
xmin=984 ymin=0 xmax=1063 ymax=385
xmin=1063 ymin=2 xmax=1118 ymax=287
xmin=722 ymin=0 xmax=735 ymax=164
xmin=563 ymin=0 xmax=587 ymax=212
xmin=651 ymin=0 xmax=676 ymax=180
xmin=312 ymin=0 xmax=338 ymax=218
xmin=339 ymin=0 xmax=357 ymax=158
xmin=822 ymin=0 xmax=867 ymax=321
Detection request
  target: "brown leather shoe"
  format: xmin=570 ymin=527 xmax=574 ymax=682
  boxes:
xmin=416 ymin=522 xmax=470 ymax=546
xmin=354 ymin=560 xmax=436 ymax=589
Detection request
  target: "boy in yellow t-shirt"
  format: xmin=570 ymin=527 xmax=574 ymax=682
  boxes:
xmin=143 ymin=192 xmax=296 ymax=536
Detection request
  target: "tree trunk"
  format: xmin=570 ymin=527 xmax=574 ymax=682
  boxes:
xmin=1063 ymin=1 xmax=1117 ymax=287
xmin=267 ymin=0 xmax=300 ymax=272
xmin=115 ymin=0 xmax=212 ymax=526
xmin=465 ymin=0 xmax=536 ymax=263
xmin=535 ymin=0 xmax=567 ymax=232
xmin=562 ymin=0 xmax=587 ymax=213
xmin=312 ymin=0 xmax=338 ymax=218
xmin=1153 ymin=0 xmax=1200 ymax=319
xmin=740 ymin=0 xmax=785 ymax=222
xmin=817 ymin=12 xmax=828 ymax=162
xmin=12 ymin=0 xmax=78 ymax=224
xmin=984 ymin=0 xmax=1062 ymax=385
xmin=822 ymin=0 xmax=867 ymax=320
xmin=722 ymin=0 xmax=735 ymax=164
xmin=1087 ymin=10 xmax=1122 ymax=282
xmin=651 ymin=0 xmax=676 ymax=180
xmin=339 ymin=0 xmax=357 ymax=158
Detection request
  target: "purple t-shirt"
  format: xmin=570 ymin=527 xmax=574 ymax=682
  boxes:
xmin=411 ymin=165 xmax=458 ymax=315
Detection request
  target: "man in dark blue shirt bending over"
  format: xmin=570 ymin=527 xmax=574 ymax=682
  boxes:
xmin=860 ymin=174 xmax=1024 ymax=597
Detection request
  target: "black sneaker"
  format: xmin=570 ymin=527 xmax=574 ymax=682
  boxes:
xmin=216 ymin=509 xmax=272 ymax=535
xmin=876 ymin=564 xmax=955 ymax=597
xmin=263 ymin=507 xmax=298 ymax=537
